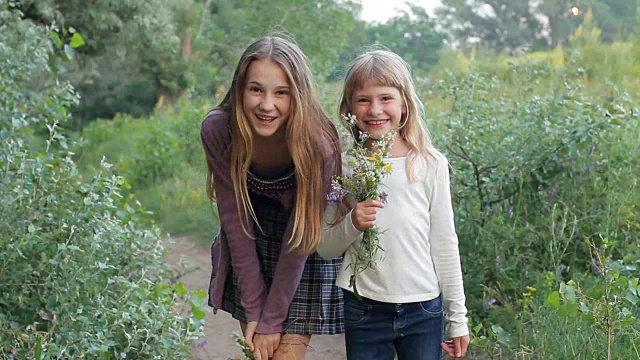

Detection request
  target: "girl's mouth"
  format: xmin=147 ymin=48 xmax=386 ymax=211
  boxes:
xmin=365 ymin=119 xmax=387 ymax=126
xmin=256 ymin=114 xmax=276 ymax=122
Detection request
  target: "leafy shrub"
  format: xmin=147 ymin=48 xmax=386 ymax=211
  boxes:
xmin=76 ymin=99 xmax=217 ymax=237
xmin=423 ymin=58 xmax=639 ymax=357
xmin=0 ymin=5 xmax=203 ymax=358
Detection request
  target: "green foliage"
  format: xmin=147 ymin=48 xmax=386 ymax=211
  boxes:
xmin=17 ymin=0 xmax=191 ymax=122
xmin=195 ymin=0 xmax=357 ymax=95
xmin=0 ymin=6 xmax=203 ymax=358
xmin=437 ymin=0 xmax=639 ymax=53
xmin=77 ymin=100 xmax=217 ymax=238
xmin=436 ymin=0 xmax=548 ymax=53
xmin=423 ymin=55 xmax=639 ymax=357
xmin=366 ymin=4 xmax=445 ymax=74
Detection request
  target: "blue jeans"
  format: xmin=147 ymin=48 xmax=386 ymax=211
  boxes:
xmin=343 ymin=289 xmax=444 ymax=360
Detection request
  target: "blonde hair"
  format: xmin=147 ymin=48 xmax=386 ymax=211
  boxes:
xmin=206 ymin=33 xmax=340 ymax=254
xmin=339 ymin=48 xmax=435 ymax=181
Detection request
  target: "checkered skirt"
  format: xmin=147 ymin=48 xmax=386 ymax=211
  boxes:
xmin=222 ymin=192 xmax=345 ymax=335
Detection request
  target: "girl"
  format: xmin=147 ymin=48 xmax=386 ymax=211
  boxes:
xmin=201 ymin=34 xmax=344 ymax=360
xmin=319 ymin=49 xmax=470 ymax=359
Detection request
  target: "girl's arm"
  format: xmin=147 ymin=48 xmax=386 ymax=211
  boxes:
xmin=428 ymin=153 xmax=469 ymax=339
xmin=255 ymin=237 xmax=307 ymax=334
xmin=201 ymin=111 xmax=267 ymax=324
xmin=256 ymin=138 xmax=341 ymax=333
xmin=317 ymin=203 xmax=362 ymax=259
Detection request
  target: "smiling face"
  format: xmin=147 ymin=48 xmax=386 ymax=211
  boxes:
xmin=351 ymin=84 xmax=405 ymax=142
xmin=242 ymin=58 xmax=292 ymax=139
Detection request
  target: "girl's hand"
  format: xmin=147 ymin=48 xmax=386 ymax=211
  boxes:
xmin=351 ymin=199 xmax=384 ymax=231
xmin=243 ymin=321 xmax=258 ymax=352
xmin=252 ymin=333 xmax=281 ymax=360
xmin=441 ymin=335 xmax=470 ymax=358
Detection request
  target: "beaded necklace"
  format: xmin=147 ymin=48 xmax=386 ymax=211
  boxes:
xmin=247 ymin=167 xmax=296 ymax=192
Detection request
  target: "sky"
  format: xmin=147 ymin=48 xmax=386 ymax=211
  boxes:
xmin=359 ymin=0 xmax=442 ymax=23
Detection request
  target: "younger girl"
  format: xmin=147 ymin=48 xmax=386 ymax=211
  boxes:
xmin=319 ymin=49 xmax=469 ymax=359
xmin=201 ymin=34 xmax=344 ymax=360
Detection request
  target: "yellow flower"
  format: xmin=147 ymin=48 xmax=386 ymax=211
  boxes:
xmin=385 ymin=164 xmax=392 ymax=173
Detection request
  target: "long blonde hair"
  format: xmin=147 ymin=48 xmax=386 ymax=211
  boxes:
xmin=206 ymin=34 xmax=340 ymax=254
xmin=339 ymin=48 xmax=435 ymax=181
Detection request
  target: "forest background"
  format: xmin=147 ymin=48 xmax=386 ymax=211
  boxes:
xmin=1 ymin=0 xmax=639 ymax=358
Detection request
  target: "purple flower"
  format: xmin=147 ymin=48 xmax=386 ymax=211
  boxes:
xmin=196 ymin=338 xmax=208 ymax=348
xmin=487 ymin=207 xmax=494 ymax=216
xmin=588 ymin=142 xmax=596 ymax=157
xmin=495 ymin=251 xmax=502 ymax=270
xmin=326 ymin=179 xmax=344 ymax=202
xmin=508 ymin=205 xmax=514 ymax=214
xmin=379 ymin=192 xmax=388 ymax=204
xmin=573 ymin=233 xmax=581 ymax=241
xmin=548 ymin=187 xmax=557 ymax=202
xmin=326 ymin=191 xmax=342 ymax=202
xmin=583 ymin=161 xmax=598 ymax=175
xmin=588 ymin=207 xmax=594 ymax=213
xmin=484 ymin=298 xmax=497 ymax=309
xmin=553 ymin=223 xmax=559 ymax=233
xmin=556 ymin=264 xmax=567 ymax=274
xmin=125 ymin=272 xmax=133 ymax=280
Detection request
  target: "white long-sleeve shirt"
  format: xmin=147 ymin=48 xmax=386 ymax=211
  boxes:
xmin=319 ymin=150 xmax=469 ymax=338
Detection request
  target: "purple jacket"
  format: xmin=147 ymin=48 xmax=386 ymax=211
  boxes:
xmin=201 ymin=109 xmax=337 ymax=334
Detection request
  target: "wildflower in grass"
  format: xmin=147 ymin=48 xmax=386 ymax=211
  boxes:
xmin=588 ymin=142 xmax=596 ymax=157
xmin=196 ymin=338 xmax=208 ymax=348
xmin=484 ymin=298 xmax=496 ymax=309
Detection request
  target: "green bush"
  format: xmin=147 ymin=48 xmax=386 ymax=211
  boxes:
xmin=0 ymin=6 xmax=203 ymax=358
xmin=423 ymin=58 xmax=639 ymax=357
xmin=76 ymin=99 xmax=218 ymax=238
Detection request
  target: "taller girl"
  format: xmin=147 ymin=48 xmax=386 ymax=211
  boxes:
xmin=201 ymin=34 xmax=344 ymax=360
xmin=319 ymin=49 xmax=470 ymax=359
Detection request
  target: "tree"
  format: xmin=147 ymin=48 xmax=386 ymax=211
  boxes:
xmin=196 ymin=0 xmax=358 ymax=94
xmin=436 ymin=0 xmax=638 ymax=53
xmin=367 ymin=4 xmax=446 ymax=73
xmin=436 ymin=0 xmax=547 ymax=54
xmin=536 ymin=0 xmax=639 ymax=47
xmin=16 ymin=0 xmax=192 ymax=121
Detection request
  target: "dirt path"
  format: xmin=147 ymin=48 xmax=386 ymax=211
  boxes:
xmin=163 ymin=236 xmax=347 ymax=360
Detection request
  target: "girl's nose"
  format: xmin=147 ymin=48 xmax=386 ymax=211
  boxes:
xmin=368 ymin=100 xmax=382 ymax=116
xmin=259 ymin=94 xmax=275 ymax=111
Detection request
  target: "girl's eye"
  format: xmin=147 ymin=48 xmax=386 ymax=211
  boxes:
xmin=276 ymin=89 xmax=290 ymax=96
xmin=382 ymin=96 xmax=394 ymax=101
xmin=356 ymin=98 xmax=369 ymax=103
xmin=248 ymin=86 xmax=261 ymax=93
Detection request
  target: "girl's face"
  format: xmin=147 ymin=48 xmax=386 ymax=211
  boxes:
xmin=351 ymin=84 xmax=404 ymax=142
xmin=242 ymin=59 xmax=292 ymax=139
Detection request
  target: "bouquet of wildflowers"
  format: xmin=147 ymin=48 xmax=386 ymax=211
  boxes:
xmin=329 ymin=113 xmax=395 ymax=298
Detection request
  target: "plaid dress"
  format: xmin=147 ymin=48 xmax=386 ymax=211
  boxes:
xmin=221 ymin=168 xmax=345 ymax=335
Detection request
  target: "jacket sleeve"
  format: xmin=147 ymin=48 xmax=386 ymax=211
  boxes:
xmin=255 ymin=226 xmax=307 ymax=334
xmin=201 ymin=110 xmax=267 ymax=324
xmin=255 ymin=136 xmax=338 ymax=334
